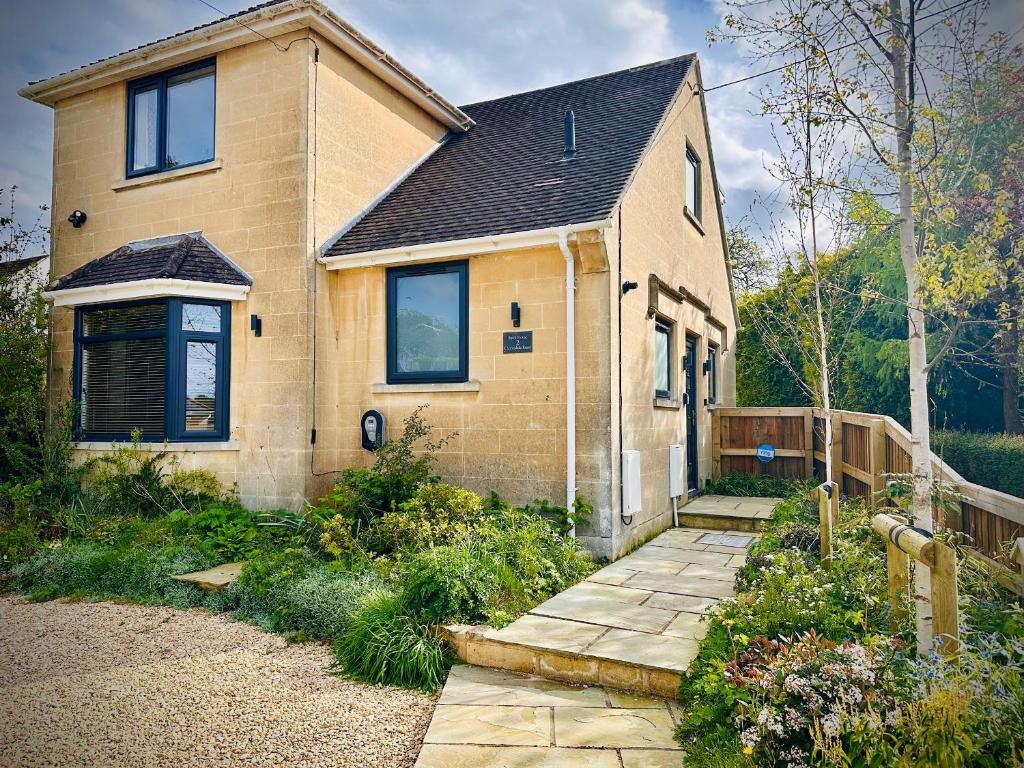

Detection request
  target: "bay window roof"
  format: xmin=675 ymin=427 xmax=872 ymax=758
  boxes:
xmin=44 ymin=233 xmax=251 ymax=306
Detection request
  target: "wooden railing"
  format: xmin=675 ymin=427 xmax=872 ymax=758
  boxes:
xmin=711 ymin=406 xmax=1024 ymax=580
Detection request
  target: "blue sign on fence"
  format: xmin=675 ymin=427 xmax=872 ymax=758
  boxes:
xmin=756 ymin=443 xmax=776 ymax=464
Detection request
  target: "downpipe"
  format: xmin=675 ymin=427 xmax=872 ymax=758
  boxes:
xmin=558 ymin=229 xmax=577 ymax=538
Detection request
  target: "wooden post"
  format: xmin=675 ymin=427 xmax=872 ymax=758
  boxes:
xmin=931 ymin=541 xmax=959 ymax=655
xmin=802 ymin=409 xmax=814 ymax=480
xmin=818 ymin=483 xmax=833 ymax=569
xmin=1012 ymin=538 xmax=1024 ymax=596
xmin=886 ymin=539 xmax=910 ymax=625
xmin=869 ymin=418 xmax=887 ymax=509
xmin=831 ymin=411 xmax=844 ymax=495
xmin=711 ymin=408 xmax=722 ymax=480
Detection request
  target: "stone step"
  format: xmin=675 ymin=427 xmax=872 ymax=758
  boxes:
xmin=677 ymin=494 xmax=781 ymax=532
xmin=171 ymin=562 xmax=245 ymax=591
xmin=443 ymin=624 xmax=686 ymax=699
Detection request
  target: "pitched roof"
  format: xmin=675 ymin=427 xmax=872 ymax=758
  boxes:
xmin=47 ymin=234 xmax=251 ymax=292
xmin=324 ymin=54 xmax=695 ymax=258
xmin=0 ymin=255 xmax=47 ymax=280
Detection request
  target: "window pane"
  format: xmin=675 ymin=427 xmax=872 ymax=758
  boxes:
xmin=182 ymin=303 xmax=221 ymax=333
xmin=165 ymin=65 xmax=215 ymax=168
xmin=83 ymin=303 xmax=166 ymax=336
xmin=184 ymin=341 xmax=218 ymax=432
xmin=655 ymin=326 xmax=670 ymax=394
xmin=708 ymin=348 xmax=718 ymax=402
xmin=685 ymin=155 xmax=697 ymax=213
xmin=132 ymin=86 xmax=158 ymax=171
xmin=394 ymin=271 xmax=461 ymax=373
xmin=82 ymin=338 xmax=166 ymax=436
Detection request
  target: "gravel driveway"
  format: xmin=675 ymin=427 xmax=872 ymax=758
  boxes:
xmin=0 ymin=596 xmax=435 ymax=768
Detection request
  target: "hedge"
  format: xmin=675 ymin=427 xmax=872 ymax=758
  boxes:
xmin=932 ymin=430 xmax=1024 ymax=500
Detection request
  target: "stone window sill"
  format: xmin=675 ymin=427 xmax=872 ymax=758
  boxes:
xmin=112 ymin=158 xmax=223 ymax=192
xmin=684 ymin=206 xmax=705 ymax=236
xmin=372 ymin=380 xmax=481 ymax=394
xmin=653 ymin=397 xmax=682 ymax=410
xmin=74 ymin=440 xmax=240 ymax=452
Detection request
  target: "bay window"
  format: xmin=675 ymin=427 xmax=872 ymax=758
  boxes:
xmin=74 ymin=299 xmax=230 ymax=441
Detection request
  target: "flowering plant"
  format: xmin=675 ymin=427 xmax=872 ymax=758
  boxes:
xmin=726 ymin=630 xmax=908 ymax=767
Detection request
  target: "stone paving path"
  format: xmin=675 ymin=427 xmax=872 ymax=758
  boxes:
xmin=415 ymin=665 xmax=684 ymax=768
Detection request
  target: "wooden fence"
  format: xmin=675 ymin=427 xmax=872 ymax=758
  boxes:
xmin=711 ymin=406 xmax=1024 ymax=577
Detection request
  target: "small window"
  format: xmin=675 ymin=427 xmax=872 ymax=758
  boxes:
xmin=685 ymin=146 xmax=701 ymax=220
xmin=386 ymin=261 xmax=468 ymax=384
xmin=75 ymin=299 xmax=230 ymax=441
xmin=706 ymin=344 xmax=719 ymax=404
xmin=127 ymin=60 xmax=215 ymax=177
xmin=655 ymin=320 xmax=672 ymax=399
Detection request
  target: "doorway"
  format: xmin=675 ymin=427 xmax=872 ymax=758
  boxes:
xmin=684 ymin=334 xmax=699 ymax=494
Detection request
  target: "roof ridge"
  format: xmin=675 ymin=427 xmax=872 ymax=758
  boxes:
xmin=161 ymin=236 xmax=194 ymax=278
xmin=459 ymin=53 xmax=696 ymax=110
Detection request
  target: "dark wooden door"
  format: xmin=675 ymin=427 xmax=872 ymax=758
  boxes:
xmin=684 ymin=335 xmax=698 ymax=493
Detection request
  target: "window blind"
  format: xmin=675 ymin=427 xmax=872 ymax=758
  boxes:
xmin=81 ymin=338 xmax=166 ymax=436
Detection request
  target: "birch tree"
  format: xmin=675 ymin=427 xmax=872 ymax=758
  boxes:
xmin=712 ymin=0 xmax=996 ymax=653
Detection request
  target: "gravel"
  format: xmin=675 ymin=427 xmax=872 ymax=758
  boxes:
xmin=0 ymin=596 xmax=436 ymax=768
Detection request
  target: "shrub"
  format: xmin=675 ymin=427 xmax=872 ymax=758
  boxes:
xmin=1 ymin=520 xmax=41 ymax=570
xmin=401 ymin=544 xmax=498 ymax=624
xmin=932 ymin=429 xmax=1024 ymax=499
xmin=704 ymin=473 xmax=812 ymax=498
xmin=81 ymin=434 xmax=174 ymax=518
xmin=165 ymin=468 xmax=228 ymax=511
xmin=336 ymin=587 xmax=450 ymax=691
xmin=170 ymin=504 xmax=262 ymax=560
xmin=365 ymin=483 xmax=483 ymax=554
xmin=315 ymin=407 xmax=454 ymax=533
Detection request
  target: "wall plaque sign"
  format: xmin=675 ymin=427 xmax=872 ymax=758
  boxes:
xmin=502 ymin=331 xmax=533 ymax=354
xmin=756 ymin=443 xmax=776 ymax=464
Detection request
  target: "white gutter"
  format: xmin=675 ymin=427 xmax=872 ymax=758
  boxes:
xmin=558 ymin=229 xmax=577 ymax=538
xmin=320 ymin=218 xmax=612 ymax=270
xmin=43 ymin=279 xmax=250 ymax=307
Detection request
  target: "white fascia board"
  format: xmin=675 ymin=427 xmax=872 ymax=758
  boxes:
xmin=43 ymin=279 xmax=250 ymax=307
xmin=18 ymin=1 xmax=472 ymax=132
xmin=320 ymin=219 xmax=614 ymax=271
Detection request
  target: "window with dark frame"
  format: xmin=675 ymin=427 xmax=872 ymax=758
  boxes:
xmin=127 ymin=59 xmax=216 ymax=177
xmin=707 ymin=344 xmax=719 ymax=404
xmin=685 ymin=146 xmax=701 ymax=220
xmin=654 ymin=319 xmax=672 ymax=399
xmin=74 ymin=299 xmax=230 ymax=441
xmin=386 ymin=261 xmax=468 ymax=384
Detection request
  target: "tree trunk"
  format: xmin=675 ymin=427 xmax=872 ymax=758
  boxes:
xmin=890 ymin=0 xmax=934 ymax=654
xmin=1002 ymin=322 xmax=1022 ymax=435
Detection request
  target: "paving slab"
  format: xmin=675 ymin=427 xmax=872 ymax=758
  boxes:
xmin=170 ymin=561 xmax=244 ymax=590
xmin=661 ymin=611 xmax=708 ymax=640
xmin=492 ymin=615 xmax=608 ymax=654
xmin=553 ymin=707 xmax=679 ymax=749
xmin=630 ymin=545 xmax=733 ymax=566
xmin=620 ymin=749 xmax=686 ymax=768
xmin=643 ymin=591 xmax=720 ymax=614
xmin=423 ymin=704 xmax=550 ymax=746
xmin=696 ymin=532 xmax=755 ymax=548
xmin=555 ymin=580 xmax=653 ymax=605
xmin=622 ymin=571 xmax=737 ymax=599
xmin=677 ymin=562 xmax=738 ymax=583
xmin=584 ymin=629 xmax=700 ymax=672
xmin=416 ymin=745 xmax=622 ymax=768
xmin=440 ymin=665 xmax=607 ymax=708
xmin=531 ymin=594 xmax=677 ymax=634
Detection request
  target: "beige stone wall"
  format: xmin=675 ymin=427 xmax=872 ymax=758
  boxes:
xmin=609 ymin=68 xmax=738 ymax=558
xmin=313 ymin=244 xmax=614 ymax=549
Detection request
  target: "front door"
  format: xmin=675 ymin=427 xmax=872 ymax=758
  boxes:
xmin=684 ymin=335 xmax=699 ymax=494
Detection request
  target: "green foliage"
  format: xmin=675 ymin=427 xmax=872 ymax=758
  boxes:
xmin=336 ymin=588 xmax=451 ymax=691
xmin=0 ymin=520 xmax=41 ymax=569
xmin=169 ymin=504 xmax=262 ymax=560
xmin=931 ymin=429 xmax=1024 ymax=499
xmin=401 ymin=544 xmax=498 ymax=624
xmin=81 ymin=434 xmax=174 ymax=518
xmin=703 ymin=473 xmax=811 ymax=498
xmin=365 ymin=483 xmax=483 ymax=554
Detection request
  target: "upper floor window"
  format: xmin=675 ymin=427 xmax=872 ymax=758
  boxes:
xmin=654 ymin=319 xmax=672 ymax=399
xmin=75 ymin=299 xmax=230 ymax=441
xmin=386 ymin=261 xmax=468 ymax=384
xmin=128 ymin=59 xmax=216 ymax=177
xmin=706 ymin=344 xmax=719 ymax=404
xmin=685 ymin=146 xmax=701 ymax=220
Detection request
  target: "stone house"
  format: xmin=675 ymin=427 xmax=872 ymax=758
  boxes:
xmin=22 ymin=0 xmax=738 ymax=559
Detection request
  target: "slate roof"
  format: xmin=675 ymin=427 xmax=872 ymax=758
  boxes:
xmin=324 ymin=54 xmax=695 ymax=258
xmin=0 ymin=255 xmax=47 ymax=280
xmin=47 ymin=234 xmax=251 ymax=292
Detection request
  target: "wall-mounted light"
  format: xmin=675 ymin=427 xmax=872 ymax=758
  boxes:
xmin=511 ymin=301 xmax=521 ymax=328
xmin=67 ymin=210 xmax=87 ymax=228
xmin=250 ymin=314 xmax=262 ymax=337
xmin=621 ymin=280 xmax=639 ymax=295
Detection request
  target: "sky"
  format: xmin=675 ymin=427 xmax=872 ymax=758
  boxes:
xmin=1 ymin=0 xmax=1020 ymax=256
